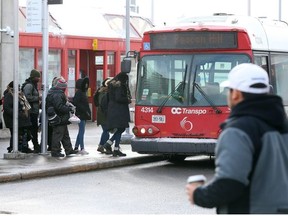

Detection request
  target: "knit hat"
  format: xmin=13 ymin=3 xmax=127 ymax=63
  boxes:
xmin=54 ymin=78 xmax=67 ymax=89
xmin=30 ymin=69 xmax=41 ymax=78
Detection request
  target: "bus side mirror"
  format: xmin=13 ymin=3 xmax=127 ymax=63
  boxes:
xmin=121 ymin=59 xmax=131 ymax=73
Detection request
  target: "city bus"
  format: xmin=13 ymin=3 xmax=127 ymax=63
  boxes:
xmin=129 ymin=14 xmax=288 ymax=162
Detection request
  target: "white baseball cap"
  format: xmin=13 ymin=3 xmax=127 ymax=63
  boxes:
xmin=223 ymin=63 xmax=270 ymax=94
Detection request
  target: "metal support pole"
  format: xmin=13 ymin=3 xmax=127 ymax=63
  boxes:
xmin=279 ymin=0 xmax=282 ymax=20
xmin=125 ymin=0 xmax=130 ymax=53
xmin=121 ymin=0 xmax=133 ymax=144
xmin=247 ymin=0 xmax=251 ymax=16
xmin=41 ymin=0 xmax=49 ymax=154
xmin=4 ymin=0 xmax=26 ymax=159
xmin=12 ymin=0 xmax=19 ymax=153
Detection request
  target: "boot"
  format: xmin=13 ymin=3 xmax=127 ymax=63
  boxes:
xmin=103 ymin=141 xmax=113 ymax=154
xmin=113 ymin=149 xmax=126 ymax=157
xmin=33 ymin=143 xmax=41 ymax=153
xmin=97 ymin=145 xmax=105 ymax=154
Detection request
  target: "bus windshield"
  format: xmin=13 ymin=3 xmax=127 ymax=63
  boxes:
xmin=136 ymin=54 xmax=251 ymax=107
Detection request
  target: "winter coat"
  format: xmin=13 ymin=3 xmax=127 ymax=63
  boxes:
xmin=22 ymin=78 xmax=40 ymax=115
xmin=106 ymin=72 xmax=131 ymax=130
xmin=3 ymin=88 xmax=32 ymax=129
xmin=45 ymin=87 xmax=71 ymax=125
xmin=73 ymin=78 xmax=91 ymax=120
xmin=193 ymin=95 xmax=288 ymax=214
xmin=94 ymin=86 xmax=108 ymax=126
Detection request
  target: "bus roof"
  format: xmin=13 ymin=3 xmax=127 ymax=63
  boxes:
xmin=147 ymin=14 xmax=288 ymax=52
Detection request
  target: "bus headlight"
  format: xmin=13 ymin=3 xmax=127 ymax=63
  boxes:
xmin=140 ymin=128 xmax=146 ymax=134
xmin=147 ymin=128 xmax=153 ymax=134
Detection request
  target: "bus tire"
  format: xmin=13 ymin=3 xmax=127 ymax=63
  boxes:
xmin=167 ymin=155 xmax=187 ymax=163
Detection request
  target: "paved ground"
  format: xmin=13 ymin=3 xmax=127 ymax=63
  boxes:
xmin=0 ymin=122 xmax=164 ymax=183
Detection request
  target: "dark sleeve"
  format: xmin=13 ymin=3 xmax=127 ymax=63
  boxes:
xmin=54 ymin=94 xmax=70 ymax=114
xmin=194 ymin=178 xmax=246 ymax=208
xmin=93 ymin=90 xmax=100 ymax=107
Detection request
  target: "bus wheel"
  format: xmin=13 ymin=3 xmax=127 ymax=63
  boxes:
xmin=167 ymin=155 xmax=187 ymax=163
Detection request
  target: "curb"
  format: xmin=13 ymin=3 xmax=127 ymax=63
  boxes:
xmin=0 ymin=155 xmax=164 ymax=183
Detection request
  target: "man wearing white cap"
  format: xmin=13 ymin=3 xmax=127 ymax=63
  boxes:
xmin=186 ymin=63 xmax=288 ymax=213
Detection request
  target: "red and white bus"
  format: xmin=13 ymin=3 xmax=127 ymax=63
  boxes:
xmin=129 ymin=14 xmax=288 ymax=162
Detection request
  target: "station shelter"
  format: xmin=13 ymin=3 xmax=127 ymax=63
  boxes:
xmin=18 ymin=5 xmax=153 ymax=121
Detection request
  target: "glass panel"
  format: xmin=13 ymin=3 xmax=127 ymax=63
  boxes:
xmin=96 ymin=69 xmax=103 ymax=89
xmin=130 ymin=16 xmax=153 ymax=36
xmin=67 ymin=50 xmax=76 ymax=98
xmin=136 ymin=54 xmax=251 ymax=107
xmin=104 ymin=14 xmax=139 ymax=38
xmin=38 ymin=49 xmax=61 ymax=88
xmin=271 ymin=53 xmax=288 ymax=105
xmin=95 ymin=56 xmax=103 ymax=65
xmin=19 ymin=48 xmax=35 ymax=85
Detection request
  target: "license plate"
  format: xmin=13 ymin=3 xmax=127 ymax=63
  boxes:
xmin=152 ymin=115 xmax=166 ymax=123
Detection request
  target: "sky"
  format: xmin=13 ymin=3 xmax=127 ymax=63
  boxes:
xmin=19 ymin=0 xmax=288 ymax=26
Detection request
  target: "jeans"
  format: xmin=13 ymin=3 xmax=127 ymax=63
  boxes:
xmin=99 ymin=124 xmax=110 ymax=145
xmin=110 ymin=128 xmax=125 ymax=148
xmin=75 ymin=120 xmax=86 ymax=150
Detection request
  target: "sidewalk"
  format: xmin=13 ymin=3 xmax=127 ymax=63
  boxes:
xmin=0 ymin=122 xmax=164 ymax=183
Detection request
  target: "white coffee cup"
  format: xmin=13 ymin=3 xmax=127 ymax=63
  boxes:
xmin=187 ymin=175 xmax=207 ymax=184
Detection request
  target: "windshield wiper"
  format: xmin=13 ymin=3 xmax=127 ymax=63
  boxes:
xmin=157 ymin=65 xmax=188 ymax=113
xmin=193 ymin=83 xmax=222 ymax=114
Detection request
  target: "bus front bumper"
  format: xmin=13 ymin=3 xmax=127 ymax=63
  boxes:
xmin=131 ymin=137 xmax=217 ymax=155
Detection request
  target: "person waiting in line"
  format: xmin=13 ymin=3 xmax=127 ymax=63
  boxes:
xmin=103 ymin=72 xmax=132 ymax=157
xmin=21 ymin=69 xmax=41 ymax=153
xmin=73 ymin=77 xmax=91 ymax=155
xmin=93 ymin=77 xmax=113 ymax=154
xmin=186 ymin=63 xmax=288 ymax=213
xmin=3 ymin=81 xmax=33 ymax=153
xmin=38 ymin=76 xmax=61 ymax=151
xmin=45 ymin=77 xmax=78 ymax=157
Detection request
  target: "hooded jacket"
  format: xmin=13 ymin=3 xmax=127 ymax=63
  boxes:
xmin=46 ymin=87 xmax=71 ymax=125
xmin=193 ymin=94 xmax=288 ymax=214
xmin=106 ymin=72 xmax=131 ymax=130
xmin=73 ymin=78 xmax=91 ymax=120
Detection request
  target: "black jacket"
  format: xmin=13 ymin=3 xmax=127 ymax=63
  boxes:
xmin=106 ymin=72 xmax=131 ymax=130
xmin=3 ymin=88 xmax=32 ymax=129
xmin=46 ymin=87 xmax=71 ymax=125
xmin=73 ymin=78 xmax=91 ymax=121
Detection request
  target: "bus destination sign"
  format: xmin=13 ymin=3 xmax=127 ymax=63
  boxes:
xmin=150 ymin=31 xmax=237 ymax=50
